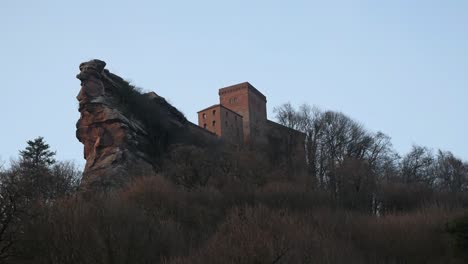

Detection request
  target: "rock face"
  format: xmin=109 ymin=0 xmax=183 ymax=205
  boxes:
xmin=76 ymin=59 xmax=214 ymax=189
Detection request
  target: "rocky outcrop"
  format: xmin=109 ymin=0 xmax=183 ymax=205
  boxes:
xmin=76 ymin=59 xmax=215 ymax=190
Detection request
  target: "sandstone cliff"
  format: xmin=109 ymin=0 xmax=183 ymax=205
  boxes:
xmin=76 ymin=59 xmax=215 ymax=189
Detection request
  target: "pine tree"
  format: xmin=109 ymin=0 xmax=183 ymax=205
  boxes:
xmin=13 ymin=137 xmax=57 ymax=200
xmin=19 ymin=137 xmax=56 ymax=168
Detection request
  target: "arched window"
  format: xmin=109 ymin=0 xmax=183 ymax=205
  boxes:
xmin=212 ymin=120 xmax=216 ymax=127
xmin=212 ymin=110 xmax=216 ymax=116
xmin=202 ymin=113 xmax=206 ymax=119
xmin=203 ymin=123 xmax=207 ymax=129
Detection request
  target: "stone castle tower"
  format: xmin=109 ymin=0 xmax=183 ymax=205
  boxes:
xmin=197 ymin=82 xmax=270 ymax=145
xmin=197 ymin=82 xmax=305 ymax=154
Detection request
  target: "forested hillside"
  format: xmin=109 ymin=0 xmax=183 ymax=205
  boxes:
xmin=0 ymin=101 xmax=467 ymax=263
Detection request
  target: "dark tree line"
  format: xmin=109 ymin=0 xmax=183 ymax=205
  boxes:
xmin=0 ymin=122 xmax=466 ymax=263
xmin=274 ymin=103 xmax=468 ymax=213
xmin=0 ymin=137 xmax=81 ymax=262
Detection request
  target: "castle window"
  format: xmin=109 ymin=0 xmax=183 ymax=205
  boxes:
xmin=212 ymin=110 xmax=216 ymax=116
xmin=203 ymin=123 xmax=207 ymax=129
xmin=226 ymin=111 xmax=228 ymax=117
xmin=229 ymin=97 xmax=237 ymax=104
xmin=225 ymin=121 xmax=228 ymax=126
xmin=212 ymin=120 xmax=216 ymax=127
xmin=202 ymin=113 xmax=206 ymax=119
xmin=234 ymin=116 xmax=237 ymax=121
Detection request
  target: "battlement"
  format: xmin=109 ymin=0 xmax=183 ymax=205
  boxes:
xmin=218 ymin=82 xmax=267 ymax=102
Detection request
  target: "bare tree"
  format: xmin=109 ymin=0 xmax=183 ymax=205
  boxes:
xmin=0 ymin=168 xmax=27 ymax=263
xmin=335 ymin=157 xmax=376 ymax=212
xmin=273 ymin=102 xmax=302 ymax=131
xmin=274 ymin=103 xmax=398 ymax=201
xmin=434 ymin=150 xmax=468 ymax=192
xmin=297 ymin=104 xmax=324 ymax=185
xmin=272 ymin=103 xmax=306 ymax=177
xmin=314 ymin=110 xmax=375 ymax=197
xmin=400 ymin=145 xmax=435 ymax=186
xmin=0 ymin=188 xmax=18 ymax=262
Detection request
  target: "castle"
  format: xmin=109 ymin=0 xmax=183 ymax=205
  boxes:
xmin=197 ymin=82 xmax=305 ymax=153
xmin=75 ymin=59 xmax=306 ymax=189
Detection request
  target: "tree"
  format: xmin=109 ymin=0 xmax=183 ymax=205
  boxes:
xmin=7 ymin=137 xmax=80 ymax=201
xmin=297 ymin=104 xmax=324 ymax=184
xmin=273 ymin=102 xmax=302 ymax=131
xmin=434 ymin=150 xmax=468 ymax=192
xmin=14 ymin=137 xmax=57 ymax=200
xmin=272 ymin=103 xmax=306 ymax=178
xmin=0 ymin=179 xmax=20 ymax=262
xmin=163 ymin=145 xmax=214 ymax=188
xmin=400 ymin=145 xmax=435 ymax=186
xmin=274 ymin=103 xmax=400 ymax=203
xmin=19 ymin=137 xmax=56 ymax=168
xmin=0 ymin=139 xmax=81 ymax=262
xmin=335 ymin=157 xmax=375 ymax=212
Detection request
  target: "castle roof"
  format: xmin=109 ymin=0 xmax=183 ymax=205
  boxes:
xmin=197 ymin=104 xmax=243 ymax=117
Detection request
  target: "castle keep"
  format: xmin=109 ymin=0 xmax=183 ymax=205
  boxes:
xmin=197 ymin=82 xmax=266 ymax=145
xmin=197 ymin=82 xmax=306 ymax=153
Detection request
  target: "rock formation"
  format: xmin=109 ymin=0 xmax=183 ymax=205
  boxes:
xmin=76 ymin=59 xmax=214 ymax=189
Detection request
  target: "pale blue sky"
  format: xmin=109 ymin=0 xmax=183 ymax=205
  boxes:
xmin=1 ymin=0 xmax=467 ymax=167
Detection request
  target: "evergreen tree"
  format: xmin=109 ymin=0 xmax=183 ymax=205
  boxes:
xmin=14 ymin=137 xmax=57 ymax=200
xmin=19 ymin=137 xmax=56 ymax=168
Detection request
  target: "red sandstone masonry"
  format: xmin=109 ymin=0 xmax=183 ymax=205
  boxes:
xmin=197 ymin=104 xmax=243 ymax=145
xmin=197 ymin=81 xmax=305 ymax=153
xmin=217 ymin=82 xmax=267 ymax=144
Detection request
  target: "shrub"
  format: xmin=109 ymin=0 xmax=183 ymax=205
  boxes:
xmin=447 ymin=212 xmax=468 ymax=260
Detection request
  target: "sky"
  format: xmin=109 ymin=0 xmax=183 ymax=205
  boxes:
xmin=1 ymin=0 xmax=467 ymax=168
